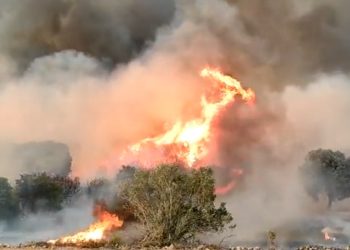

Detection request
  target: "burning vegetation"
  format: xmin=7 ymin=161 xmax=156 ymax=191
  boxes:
xmin=44 ymin=164 xmax=232 ymax=247
xmin=1 ymin=0 xmax=350 ymax=249
xmin=0 ymin=163 xmax=234 ymax=248
xmin=48 ymin=203 xmax=123 ymax=246
xmin=121 ymin=67 xmax=255 ymax=168
xmin=0 ymin=67 xmax=349 ymax=248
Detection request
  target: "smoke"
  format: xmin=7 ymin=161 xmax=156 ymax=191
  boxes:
xmin=214 ymin=73 xmax=350 ymax=245
xmin=0 ymin=0 xmax=350 ymax=245
xmin=0 ymin=0 xmax=175 ymax=70
xmin=0 ymin=141 xmax=71 ymax=180
xmin=0 ymin=196 xmax=94 ymax=245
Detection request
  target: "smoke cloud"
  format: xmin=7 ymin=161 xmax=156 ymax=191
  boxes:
xmin=0 ymin=0 xmax=175 ymax=70
xmin=0 ymin=0 xmax=350 ymax=245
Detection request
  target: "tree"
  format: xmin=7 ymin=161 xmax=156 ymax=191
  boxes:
xmin=0 ymin=177 xmax=19 ymax=221
xmin=120 ymin=164 xmax=233 ymax=246
xmin=15 ymin=173 xmax=80 ymax=213
xmin=300 ymin=149 xmax=350 ymax=208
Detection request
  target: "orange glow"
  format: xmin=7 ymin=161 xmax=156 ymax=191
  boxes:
xmin=48 ymin=204 xmax=123 ymax=245
xmin=215 ymin=168 xmax=244 ymax=195
xmin=323 ymin=231 xmax=336 ymax=241
xmin=215 ymin=181 xmax=237 ymax=195
xmin=124 ymin=67 xmax=255 ymax=167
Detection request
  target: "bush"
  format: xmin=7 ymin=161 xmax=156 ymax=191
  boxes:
xmin=120 ymin=164 xmax=232 ymax=246
xmin=0 ymin=177 xmax=19 ymax=221
xmin=15 ymin=173 xmax=80 ymax=212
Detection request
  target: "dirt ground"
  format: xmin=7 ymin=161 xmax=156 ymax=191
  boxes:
xmin=3 ymin=246 xmax=349 ymax=250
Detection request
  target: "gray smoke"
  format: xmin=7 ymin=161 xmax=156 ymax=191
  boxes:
xmin=0 ymin=196 xmax=94 ymax=245
xmin=0 ymin=0 xmax=350 ymax=245
xmin=0 ymin=141 xmax=72 ymax=180
xmin=0 ymin=0 xmax=175 ymax=70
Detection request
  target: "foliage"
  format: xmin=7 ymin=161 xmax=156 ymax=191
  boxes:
xmin=108 ymin=166 xmax=137 ymax=220
xmin=0 ymin=177 xmax=19 ymax=221
xmin=120 ymin=164 xmax=233 ymax=246
xmin=267 ymin=231 xmax=277 ymax=250
xmin=300 ymin=149 xmax=350 ymax=208
xmin=86 ymin=177 xmax=111 ymax=199
xmin=15 ymin=173 xmax=80 ymax=213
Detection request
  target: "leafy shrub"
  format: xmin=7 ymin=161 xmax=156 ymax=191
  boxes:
xmin=0 ymin=177 xmax=19 ymax=221
xmin=15 ymin=173 xmax=80 ymax=212
xmin=120 ymin=164 xmax=232 ymax=246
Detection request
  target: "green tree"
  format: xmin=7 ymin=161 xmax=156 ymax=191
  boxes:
xmin=15 ymin=173 xmax=80 ymax=213
xmin=0 ymin=177 xmax=19 ymax=221
xmin=300 ymin=149 xmax=350 ymax=208
xmin=120 ymin=164 xmax=232 ymax=246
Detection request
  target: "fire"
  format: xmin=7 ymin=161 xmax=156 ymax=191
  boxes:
xmin=48 ymin=204 xmax=123 ymax=245
xmin=322 ymin=227 xmax=336 ymax=242
xmin=215 ymin=168 xmax=244 ymax=195
xmin=324 ymin=231 xmax=336 ymax=241
xmin=124 ymin=67 xmax=255 ymax=167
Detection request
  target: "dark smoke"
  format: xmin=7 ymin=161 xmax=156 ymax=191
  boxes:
xmin=0 ymin=0 xmax=175 ymax=70
xmin=174 ymin=0 xmax=350 ymax=90
xmin=1 ymin=1 xmax=350 ymax=85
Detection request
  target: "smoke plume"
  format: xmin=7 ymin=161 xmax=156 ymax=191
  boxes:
xmin=1 ymin=0 xmax=350 ymax=245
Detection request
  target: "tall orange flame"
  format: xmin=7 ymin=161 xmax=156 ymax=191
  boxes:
xmin=123 ymin=67 xmax=255 ymax=167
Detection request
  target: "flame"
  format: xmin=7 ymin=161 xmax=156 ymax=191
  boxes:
xmin=323 ymin=231 xmax=336 ymax=241
xmin=215 ymin=168 xmax=244 ymax=195
xmin=123 ymin=67 xmax=255 ymax=167
xmin=48 ymin=204 xmax=123 ymax=245
xmin=322 ymin=227 xmax=337 ymax=242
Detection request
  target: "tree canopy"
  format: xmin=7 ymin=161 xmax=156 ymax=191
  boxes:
xmin=120 ymin=164 xmax=233 ymax=246
xmin=300 ymin=148 xmax=350 ymax=208
xmin=15 ymin=173 xmax=80 ymax=213
xmin=0 ymin=177 xmax=19 ymax=221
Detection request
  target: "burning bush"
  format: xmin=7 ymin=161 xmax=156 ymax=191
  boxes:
xmin=120 ymin=164 xmax=233 ymax=246
xmin=48 ymin=203 xmax=123 ymax=247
